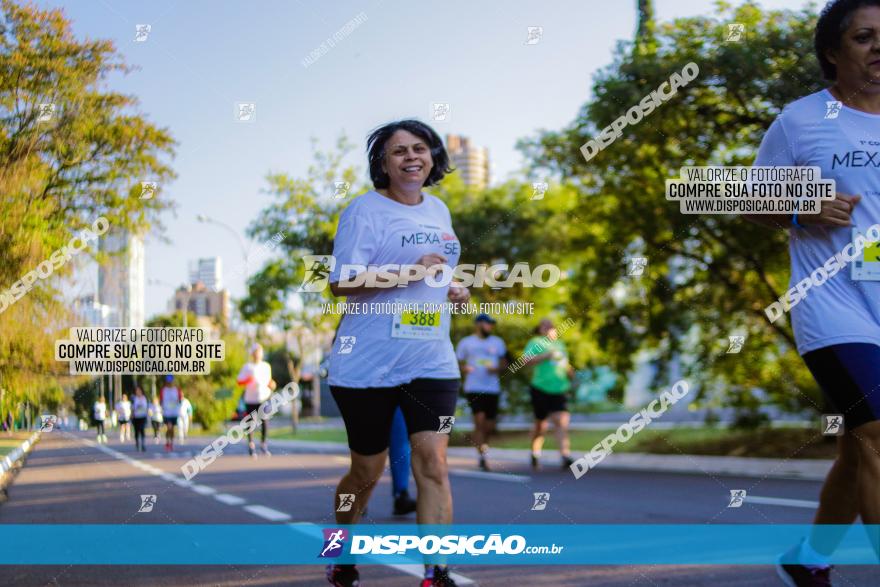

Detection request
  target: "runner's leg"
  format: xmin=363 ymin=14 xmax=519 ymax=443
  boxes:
xmin=330 ymin=384 xmax=398 ymax=523
xmin=472 ymin=410 xmax=486 ymax=455
xmin=335 ymin=450 xmax=387 ymax=524
xmin=807 ymin=432 xmax=860 ymax=558
xmin=550 ymin=410 xmax=572 ymax=459
xmin=410 ymin=430 xmax=452 ymax=524
xmin=531 ymin=418 xmax=548 ymax=456
xmin=399 ymin=378 xmax=459 ymax=525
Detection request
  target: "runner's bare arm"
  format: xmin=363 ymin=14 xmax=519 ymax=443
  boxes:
xmin=744 ymin=193 xmax=860 ymax=229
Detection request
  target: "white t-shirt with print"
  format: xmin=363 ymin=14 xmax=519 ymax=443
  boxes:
xmin=328 ymin=191 xmax=462 ymax=388
xmin=456 ymin=334 xmax=506 ymax=393
xmin=93 ymin=402 xmax=106 ymax=421
xmin=755 ymin=89 xmax=880 ymax=354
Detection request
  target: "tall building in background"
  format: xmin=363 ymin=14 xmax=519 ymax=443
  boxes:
xmin=446 ymin=134 xmax=490 ymax=190
xmin=98 ymin=230 xmax=145 ymax=328
xmin=188 ymin=257 xmax=222 ymax=291
xmin=170 ymin=281 xmax=230 ymax=330
xmin=73 ymin=295 xmax=119 ymax=328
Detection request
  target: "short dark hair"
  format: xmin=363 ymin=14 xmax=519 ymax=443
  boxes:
xmin=366 ymin=120 xmax=452 ymax=189
xmin=815 ymin=0 xmax=880 ymax=80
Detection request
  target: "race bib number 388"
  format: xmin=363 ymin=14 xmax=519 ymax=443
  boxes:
xmin=392 ymin=309 xmax=443 ymax=340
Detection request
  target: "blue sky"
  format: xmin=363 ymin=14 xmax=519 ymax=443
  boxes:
xmin=38 ymin=0 xmax=812 ymax=319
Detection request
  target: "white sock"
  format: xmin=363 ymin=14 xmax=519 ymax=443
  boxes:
xmin=799 ymin=539 xmax=831 ymax=569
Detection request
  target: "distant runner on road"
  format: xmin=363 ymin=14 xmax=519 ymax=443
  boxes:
xmin=131 ymin=386 xmax=149 ymax=452
xmin=92 ymin=396 xmax=107 ymax=444
xmin=115 ymin=394 xmax=131 ymax=443
xmin=148 ymin=396 xmax=163 ymax=444
xmin=177 ymin=392 xmax=193 ymax=445
xmin=456 ymin=313 xmax=508 ymax=471
xmin=523 ymin=318 xmax=574 ymax=471
xmin=160 ymin=375 xmax=182 ymax=452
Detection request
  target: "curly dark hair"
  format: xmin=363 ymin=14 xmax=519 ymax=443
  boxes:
xmin=366 ymin=119 xmax=453 ymax=189
xmin=816 ymin=0 xmax=880 ymax=80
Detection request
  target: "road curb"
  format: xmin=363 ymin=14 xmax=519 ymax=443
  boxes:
xmin=0 ymin=430 xmax=42 ymax=502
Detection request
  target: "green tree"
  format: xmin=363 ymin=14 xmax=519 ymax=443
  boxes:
xmin=519 ymin=1 xmax=824 ymax=413
xmin=0 ymin=0 xmax=177 ymax=417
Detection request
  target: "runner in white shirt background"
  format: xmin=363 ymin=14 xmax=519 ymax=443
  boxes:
xmin=177 ymin=392 xmax=193 ymax=445
xmin=159 ymin=375 xmax=182 ymax=452
xmin=236 ymin=343 xmax=276 ymax=457
xmin=115 ymin=394 xmax=132 ymax=443
xmin=92 ymin=396 xmax=107 ymax=444
xmin=456 ymin=313 xmax=508 ymax=471
xmin=148 ymin=396 xmax=163 ymax=444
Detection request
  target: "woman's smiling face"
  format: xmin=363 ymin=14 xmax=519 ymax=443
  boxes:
xmin=829 ymin=6 xmax=880 ymax=87
xmin=381 ymin=130 xmax=434 ymax=189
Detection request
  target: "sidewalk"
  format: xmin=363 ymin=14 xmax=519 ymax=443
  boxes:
xmin=292 ymin=417 xmax=815 ymax=432
xmin=265 ymin=438 xmax=833 ymax=482
xmin=0 ymin=430 xmax=41 ymax=499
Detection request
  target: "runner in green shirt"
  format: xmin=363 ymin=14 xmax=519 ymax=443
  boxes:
xmin=523 ymin=318 xmax=574 ymax=470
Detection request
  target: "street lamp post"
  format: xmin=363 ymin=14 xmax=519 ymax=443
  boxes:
xmin=196 ymin=214 xmax=250 ymax=277
xmin=196 ymin=214 xmax=250 ymax=331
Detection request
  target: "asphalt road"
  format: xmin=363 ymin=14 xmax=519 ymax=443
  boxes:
xmin=1 ymin=431 xmax=878 ymax=586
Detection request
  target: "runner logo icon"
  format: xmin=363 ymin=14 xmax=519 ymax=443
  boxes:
xmin=822 ymin=414 xmax=844 ymax=436
xmin=726 ymin=23 xmax=744 ymax=42
xmin=437 ymin=416 xmax=455 ymax=434
xmin=825 ymin=101 xmax=842 ymax=119
xmin=138 ymin=494 xmax=157 ymax=513
xmin=333 ymin=181 xmax=350 ymax=199
xmin=337 ymin=494 xmax=355 ymax=512
xmin=531 ymin=182 xmax=548 ymax=200
xmin=337 ymin=336 xmax=356 ymax=355
xmin=531 ymin=492 xmax=550 ymax=510
xmin=726 ymin=335 xmax=745 ymax=354
xmin=628 ymin=257 xmax=648 ymax=276
xmin=727 ymin=489 xmax=746 ymax=508
xmin=40 ymin=415 xmax=57 ymax=431
xmin=299 ymin=255 xmax=336 ymax=292
xmin=319 ymin=528 xmax=348 ymax=558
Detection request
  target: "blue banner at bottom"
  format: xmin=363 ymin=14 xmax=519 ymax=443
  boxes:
xmin=0 ymin=524 xmax=878 ymax=565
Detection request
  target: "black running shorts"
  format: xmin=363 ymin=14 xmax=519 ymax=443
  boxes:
xmin=466 ymin=392 xmax=500 ymax=420
xmin=330 ymin=378 xmax=460 ymax=455
xmin=529 ymin=386 xmax=569 ymax=420
xmin=802 ymin=343 xmax=880 ymax=430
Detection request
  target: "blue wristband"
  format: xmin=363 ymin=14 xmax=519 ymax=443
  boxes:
xmin=792 ymin=212 xmax=803 ymax=228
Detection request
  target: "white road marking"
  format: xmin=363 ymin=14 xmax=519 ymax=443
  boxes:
xmin=449 ymin=468 xmax=530 ymax=483
xmin=243 ymin=505 xmax=291 ymax=521
xmin=745 ymin=495 xmax=819 ymax=508
xmin=214 ymin=493 xmax=246 ymax=506
xmin=67 ymin=432 xmax=477 ymax=585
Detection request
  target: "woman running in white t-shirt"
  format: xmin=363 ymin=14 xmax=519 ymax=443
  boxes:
xmin=325 ymin=120 xmax=469 ymax=587
xmin=748 ymin=2 xmax=880 ymax=583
